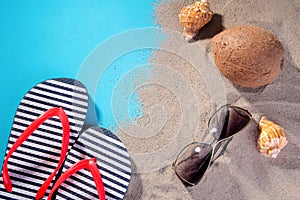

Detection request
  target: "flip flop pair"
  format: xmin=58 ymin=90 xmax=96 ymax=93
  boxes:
xmin=0 ymin=78 xmax=131 ymax=200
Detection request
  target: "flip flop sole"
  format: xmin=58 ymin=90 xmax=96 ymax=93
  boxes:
xmin=0 ymin=78 xmax=89 ymax=199
xmin=55 ymin=126 xmax=131 ymax=200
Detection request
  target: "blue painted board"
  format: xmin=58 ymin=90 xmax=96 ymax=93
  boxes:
xmin=0 ymin=0 xmax=159 ymax=170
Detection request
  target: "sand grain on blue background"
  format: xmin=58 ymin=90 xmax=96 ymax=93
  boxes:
xmin=0 ymin=0 xmax=160 ymax=169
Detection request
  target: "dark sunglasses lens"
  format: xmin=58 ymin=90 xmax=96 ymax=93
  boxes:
xmin=174 ymin=143 xmax=212 ymax=185
xmin=209 ymin=106 xmax=251 ymax=140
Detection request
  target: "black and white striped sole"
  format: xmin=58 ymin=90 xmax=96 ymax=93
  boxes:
xmin=0 ymin=78 xmax=89 ymax=200
xmin=55 ymin=126 xmax=131 ymax=200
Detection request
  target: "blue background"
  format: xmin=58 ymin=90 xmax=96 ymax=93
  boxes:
xmin=0 ymin=0 xmax=158 ymax=170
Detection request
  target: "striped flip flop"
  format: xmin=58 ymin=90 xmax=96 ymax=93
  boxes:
xmin=0 ymin=78 xmax=89 ymax=199
xmin=48 ymin=126 xmax=131 ymax=200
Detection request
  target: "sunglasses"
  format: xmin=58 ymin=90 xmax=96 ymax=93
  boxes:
xmin=173 ymin=105 xmax=252 ymax=186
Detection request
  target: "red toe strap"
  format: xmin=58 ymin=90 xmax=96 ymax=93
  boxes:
xmin=48 ymin=158 xmax=106 ymax=200
xmin=1 ymin=107 xmax=70 ymax=200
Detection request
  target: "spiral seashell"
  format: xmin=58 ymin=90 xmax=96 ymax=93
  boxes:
xmin=179 ymin=0 xmax=213 ymax=41
xmin=257 ymin=116 xmax=288 ymax=158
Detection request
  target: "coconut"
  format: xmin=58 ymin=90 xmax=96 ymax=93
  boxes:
xmin=211 ymin=26 xmax=285 ymax=88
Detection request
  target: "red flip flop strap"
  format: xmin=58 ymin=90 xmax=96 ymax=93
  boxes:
xmin=2 ymin=107 xmax=70 ymax=200
xmin=48 ymin=158 xmax=106 ymax=200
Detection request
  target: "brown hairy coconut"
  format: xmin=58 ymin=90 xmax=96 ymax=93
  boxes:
xmin=211 ymin=26 xmax=285 ymax=88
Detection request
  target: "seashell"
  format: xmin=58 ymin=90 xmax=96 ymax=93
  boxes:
xmin=257 ymin=116 xmax=288 ymax=158
xmin=179 ymin=0 xmax=213 ymax=41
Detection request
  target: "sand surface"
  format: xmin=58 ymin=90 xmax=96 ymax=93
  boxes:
xmin=119 ymin=0 xmax=300 ymax=199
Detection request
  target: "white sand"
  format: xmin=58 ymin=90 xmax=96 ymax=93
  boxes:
xmin=120 ymin=0 xmax=300 ymax=199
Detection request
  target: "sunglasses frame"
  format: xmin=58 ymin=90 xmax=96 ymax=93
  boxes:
xmin=173 ymin=105 xmax=252 ymax=186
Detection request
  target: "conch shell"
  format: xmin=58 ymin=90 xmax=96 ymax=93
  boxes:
xmin=179 ymin=0 xmax=213 ymax=41
xmin=257 ymin=116 xmax=288 ymax=158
